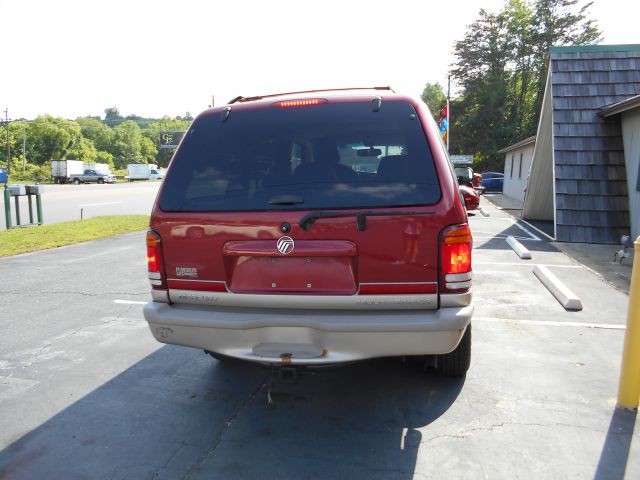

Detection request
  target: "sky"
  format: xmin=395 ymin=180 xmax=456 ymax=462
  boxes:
xmin=1 ymin=0 xmax=638 ymax=120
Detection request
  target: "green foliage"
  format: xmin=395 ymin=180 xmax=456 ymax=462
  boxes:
xmin=95 ymin=150 xmax=115 ymax=170
xmin=0 ymin=215 xmax=150 ymax=257
xmin=421 ymin=83 xmax=447 ymax=115
xmin=111 ymin=120 xmax=146 ymax=168
xmin=104 ymin=107 xmax=124 ymax=127
xmin=145 ymin=117 xmax=191 ymax=167
xmin=25 ymin=116 xmax=82 ymax=165
xmin=7 ymin=160 xmax=50 ymax=183
xmin=2 ymin=108 xmax=190 ymax=174
xmin=449 ymin=0 xmax=601 ymax=170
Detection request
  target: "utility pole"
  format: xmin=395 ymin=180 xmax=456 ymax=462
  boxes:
xmin=4 ymin=109 xmax=9 ymax=177
xmin=23 ymin=124 xmax=26 ymax=172
xmin=446 ymin=76 xmax=450 ymax=153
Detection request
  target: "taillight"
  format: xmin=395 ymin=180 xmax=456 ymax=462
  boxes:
xmin=146 ymin=230 xmax=165 ymax=289
xmin=439 ymin=224 xmax=472 ymax=293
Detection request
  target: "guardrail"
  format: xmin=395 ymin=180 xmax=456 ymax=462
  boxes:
xmin=3 ymin=184 xmax=44 ymax=229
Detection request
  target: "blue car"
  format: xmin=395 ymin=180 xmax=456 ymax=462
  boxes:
xmin=481 ymin=172 xmax=504 ymax=192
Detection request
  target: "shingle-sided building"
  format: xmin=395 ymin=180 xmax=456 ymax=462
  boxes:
xmin=522 ymin=44 xmax=640 ymax=243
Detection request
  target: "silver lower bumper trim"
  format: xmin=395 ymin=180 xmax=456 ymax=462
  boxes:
xmin=143 ymin=302 xmax=473 ymax=364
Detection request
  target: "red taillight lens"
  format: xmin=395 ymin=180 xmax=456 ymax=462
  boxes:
xmin=273 ymin=99 xmax=326 ymax=108
xmin=441 ymin=243 xmax=471 ymax=274
xmin=146 ymin=231 xmax=160 ymax=272
xmin=440 ymin=224 xmax=472 ymax=293
xmin=146 ymin=230 xmax=165 ymax=288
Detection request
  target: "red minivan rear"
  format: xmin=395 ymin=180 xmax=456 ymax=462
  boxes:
xmin=144 ymin=88 xmax=473 ymax=376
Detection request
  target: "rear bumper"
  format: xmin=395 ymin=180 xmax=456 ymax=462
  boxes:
xmin=143 ymin=302 xmax=473 ymax=365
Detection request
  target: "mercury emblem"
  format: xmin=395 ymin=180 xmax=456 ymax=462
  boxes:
xmin=276 ymin=236 xmax=295 ymax=255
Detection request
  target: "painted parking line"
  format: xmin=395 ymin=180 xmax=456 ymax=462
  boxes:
xmin=474 ymin=316 xmax=625 ymax=330
xmin=474 ymin=261 xmax=581 ymax=268
xmin=114 ymin=300 xmax=147 ymax=305
xmin=78 ymin=201 xmax=124 ymax=207
xmin=473 ymin=234 xmax=537 ymax=241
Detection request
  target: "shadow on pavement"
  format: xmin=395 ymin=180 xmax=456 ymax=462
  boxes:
xmin=594 ymin=408 xmax=637 ymax=480
xmin=0 ymin=346 xmax=464 ymax=479
xmin=473 ymin=222 xmax=560 ymax=253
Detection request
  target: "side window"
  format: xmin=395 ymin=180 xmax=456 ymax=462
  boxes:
xmin=518 ymin=152 xmax=523 ymax=179
xmin=510 ymin=155 xmax=514 ymax=178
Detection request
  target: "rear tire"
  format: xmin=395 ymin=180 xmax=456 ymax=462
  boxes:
xmin=73 ymin=178 xmax=80 ymax=185
xmin=435 ymin=324 xmax=471 ymax=377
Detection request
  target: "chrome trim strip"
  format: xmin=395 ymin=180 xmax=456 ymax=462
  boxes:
xmin=440 ymin=290 xmax=473 ymax=307
xmin=358 ymin=281 xmax=438 ymax=285
xmin=166 ymin=278 xmax=226 ymax=283
xmin=151 ymin=289 xmax=170 ymax=303
xmin=445 ymin=280 xmax=472 ymax=290
xmin=445 ymin=272 xmax=472 ymax=282
xmin=168 ymin=289 xmax=438 ymax=310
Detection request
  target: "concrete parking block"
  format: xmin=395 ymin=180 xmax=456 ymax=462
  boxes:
xmin=533 ymin=264 xmax=583 ymax=311
xmin=506 ymin=235 xmax=532 ymax=259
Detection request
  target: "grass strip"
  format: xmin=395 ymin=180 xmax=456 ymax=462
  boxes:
xmin=0 ymin=215 xmax=149 ymax=257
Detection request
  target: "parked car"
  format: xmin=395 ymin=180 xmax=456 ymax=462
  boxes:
xmin=459 ymin=184 xmax=480 ymax=211
xmin=69 ymin=169 xmax=116 ymax=184
xmin=472 ymin=173 xmax=484 ymax=194
xmin=454 ymin=166 xmax=473 ymax=187
xmin=481 ymin=172 xmax=504 ymax=192
xmin=143 ymin=87 xmax=473 ymax=376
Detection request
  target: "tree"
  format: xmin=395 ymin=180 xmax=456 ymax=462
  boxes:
xmin=104 ymin=107 xmax=124 ymax=127
xmin=26 ymin=116 xmax=82 ymax=164
xmin=447 ymin=0 xmax=601 ymax=170
xmin=421 ymin=83 xmax=447 ymax=116
xmin=530 ymin=0 xmax=602 ymax=120
xmin=145 ymin=117 xmax=191 ymax=167
xmin=77 ymin=117 xmax=113 ymax=152
xmin=66 ymin=136 xmax=98 ymax=163
xmin=111 ymin=120 xmax=145 ymax=168
xmin=450 ymin=9 xmax=514 ymax=165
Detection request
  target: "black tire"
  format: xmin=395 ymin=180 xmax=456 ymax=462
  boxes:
xmin=97 ymin=177 xmax=104 ymax=184
xmin=435 ymin=324 xmax=471 ymax=377
xmin=73 ymin=178 xmax=80 ymax=185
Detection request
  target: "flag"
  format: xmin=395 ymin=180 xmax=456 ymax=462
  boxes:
xmin=438 ymin=103 xmax=448 ymax=143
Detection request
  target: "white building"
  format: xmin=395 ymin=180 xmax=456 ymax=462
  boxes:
xmin=498 ymin=136 xmax=535 ymax=202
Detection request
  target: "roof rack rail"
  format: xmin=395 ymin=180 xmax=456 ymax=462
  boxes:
xmin=227 ymin=86 xmax=395 ymax=105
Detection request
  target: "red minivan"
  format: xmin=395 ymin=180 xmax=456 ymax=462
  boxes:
xmin=144 ymin=87 xmax=473 ymax=376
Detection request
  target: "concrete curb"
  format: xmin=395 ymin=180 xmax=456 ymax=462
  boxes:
xmin=506 ymin=235 xmax=532 ymax=259
xmin=533 ymin=265 xmax=583 ymax=311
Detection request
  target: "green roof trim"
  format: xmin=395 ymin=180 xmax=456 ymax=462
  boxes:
xmin=550 ymin=44 xmax=640 ymax=54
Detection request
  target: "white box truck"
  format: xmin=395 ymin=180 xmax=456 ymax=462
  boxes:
xmin=127 ymin=164 xmax=151 ymax=181
xmin=51 ymin=160 xmax=84 ymax=183
xmin=83 ymin=163 xmax=112 ymax=174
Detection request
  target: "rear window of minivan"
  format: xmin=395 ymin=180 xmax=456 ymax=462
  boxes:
xmin=160 ymin=101 xmax=441 ymax=212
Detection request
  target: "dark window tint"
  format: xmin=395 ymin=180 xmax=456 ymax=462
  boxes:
xmin=518 ymin=153 xmax=523 ymax=179
xmin=160 ymin=101 xmax=440 ymax=212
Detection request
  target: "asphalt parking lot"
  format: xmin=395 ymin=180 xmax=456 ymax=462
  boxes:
xmin=0 ymin=196 xmax=638 ymax=479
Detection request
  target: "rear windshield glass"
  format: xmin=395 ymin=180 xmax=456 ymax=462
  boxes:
xmin=160 ymin=101 xmax=441 ymax=212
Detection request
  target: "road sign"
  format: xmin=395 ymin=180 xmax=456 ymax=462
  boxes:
xmin=159 ymin=131 xmax=185 ymax=149
xmin=450 ymin=155 xmax=474 ymax=166
xmin=0 ymin=168 xmax=7 ymax=183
